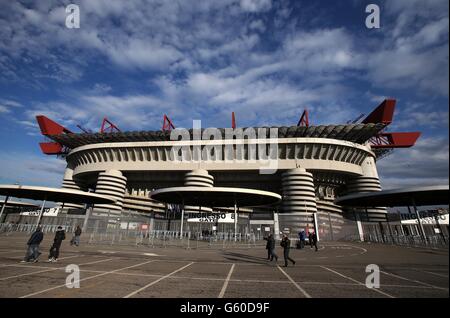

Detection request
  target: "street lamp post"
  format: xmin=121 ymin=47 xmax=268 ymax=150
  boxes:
xmin=36 ymin=198 xmax=47 ymax=226
xmin=0 ymin=196 xmax=10 ymax=224
xmin=411 ymin=198 xmax=427 ymax=243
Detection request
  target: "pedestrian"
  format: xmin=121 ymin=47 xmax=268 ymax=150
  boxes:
xmin=310 ymin=231 xmax=318 ymax=252
xmin=297 ymin=230 xmax=306 ymax=249
xmin=264 ymin=234 xmax=272 ymax=260
xmin=300 ymin=230 xmax=306 ymax=249
xmin=70 ymin=225 xmax=82 ymax=247
xmin=21 ymin=226 xmax=44 ymax=263
xmin=268 ymin=234 xmax=278 ymax=262
xmin=280 ymin=234 xmax=296 ymax=267
xmin=48 ymin=226 xmax=66 ymax=262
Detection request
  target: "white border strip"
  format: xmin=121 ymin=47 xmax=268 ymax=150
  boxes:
xmin=218 ymin=263 xmax=235 ymax=298
xmin=277 ymin=265 xmax=312 ymax=298
xmin=123 ymin=262 xmax=194 ymax=298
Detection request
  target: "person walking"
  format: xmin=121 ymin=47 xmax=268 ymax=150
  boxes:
xmin=48 ymin=226 xmax=66 ymax=262
xmin=264 ymin=234 xmax=272 ymax=260
xmin=297 ymin=230 xmax=306 ymax=249
xmin=310 ymin=231 xmax=318 ymax=252
xmin=280 ymin=234 xmax=295 ymax=267
xmin=21 ymin=226 xmax=44 ymax=263
xmin=301 ymin=230 xmax=307 ymax=249
xmin=268 ymin=234 xmax=278 ymax=262
xmin=70 ymin=225 xmax=82 ymax=247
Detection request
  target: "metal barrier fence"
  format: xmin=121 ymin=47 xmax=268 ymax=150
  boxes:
xmin=88 ymin=229 xmax=259 ymax=249
xmin=3 ymin=216 xmax=446 ymax=250
xmin=343 ymin=233 xmax=449 ymax=249
xmin=0 ymin=223 xmax=75 ymax=235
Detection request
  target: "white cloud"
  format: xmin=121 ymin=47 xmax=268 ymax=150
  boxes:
xmin=378 ymin=137 xmax=449 ymax=189
xmin=0 ymin=105 xmax=10 ymax=114
xmin=364 ymin=1 xmax=450 ymax=97
xmin=107 ymin=39 xmax=183 ymax=70
xmin=0 ymin=99 xmax=23 ymax=115
xmin=240 ymin=0 xmax=272 ymax=12
xmin=19 ymin=91 xmax=180 ymax=133
xmin=0 ymin=152 xmax=66 ymax=188
xmin=249 ymin=19 xmax=266 ymax=33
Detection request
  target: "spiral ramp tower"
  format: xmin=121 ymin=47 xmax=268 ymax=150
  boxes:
xmin=316 ymin=196 xmax=345 ymax=239
xmin=279 ymin=168 xmax=317 ymax=234
xmin=59 ymin=167 xmax=87 ymax=213
xmin=94 ymin=170 xmax=127 ymax=216
xmin=344 ymin=156 xmax=387 ymax=222
xmin=183 ymin=169 xmax=213 ymax=214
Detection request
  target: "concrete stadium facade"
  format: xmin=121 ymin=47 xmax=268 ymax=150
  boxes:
xmin=58 ymin=134 xmax=386 ymax=239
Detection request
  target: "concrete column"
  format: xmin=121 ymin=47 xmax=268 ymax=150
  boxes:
xmin=345 ymin=155 xmax=387 ymax=223
xmin=279 ymin=168 xmax=317 ymax=236
xmin=184 ymin=169 xmax=214 ymax=187
xmin=183 ymin=169 xmax=213 ymax=214
xmin=273 ymin=210 xmax=280 ymax=240
xmin=59 ymin=167 xmax=86 ymax=212
xmin=94 ymin=170 xmax=127 ymax=215
xmin=355 ymin=211 xmax=365 ymax=241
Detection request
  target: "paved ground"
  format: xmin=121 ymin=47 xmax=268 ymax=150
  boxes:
xmin=0 ymin=233 xmax=448 ymax=298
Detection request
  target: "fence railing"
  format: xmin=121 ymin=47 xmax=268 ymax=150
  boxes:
xmin=86 ymin=229 xmax=259 ymax=249
xmin=0 ymin=223 xmax=75 ymax=235
xmin=342 ymin=233 xmax=449 ymax=249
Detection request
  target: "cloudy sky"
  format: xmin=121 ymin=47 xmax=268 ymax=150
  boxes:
xmin=0 ymin=0 xmax=448 ymax=190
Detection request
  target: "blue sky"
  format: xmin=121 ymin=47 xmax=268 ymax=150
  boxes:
xmin=0 ymin=0 xmax=448 ymax=190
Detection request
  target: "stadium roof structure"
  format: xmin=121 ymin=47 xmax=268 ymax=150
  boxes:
xmin=0 ymin=185 xmax=116 ymax=204
xmin=46 ymin=123 xmax=387 ymax=149
xmin=35 ymin=99 xmax=421 ymax=158
xmin=335 ymin=185 xmax=449 ymax=207
xmin=0 ymin=200 xmax=38 ymax=208
xmin=150 ymin=186 xmax=282 ymax=207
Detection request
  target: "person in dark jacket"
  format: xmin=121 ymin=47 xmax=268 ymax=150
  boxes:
xmin=21 ymin=226 xmax=44 ymax=263
xmin=264 ymin=234 xmax=272 ymax=260
xmin=280 ymin=234 xmax=296 ymax=267
xmin=300 ymin=230 xmax=306 ymax=249
xmin=309 ymin=231 xmax=318 ymax=251
xmin=70 ymin=225 xmax=82 ymax=246
xmin=48 ymin=226 xmax=66 ymax=262
xmin=268 ymin=234 xmax=278 ymax=262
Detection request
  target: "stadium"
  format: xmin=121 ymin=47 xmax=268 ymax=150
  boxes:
xmin=33 ymin=99 xmax=420 ymax=240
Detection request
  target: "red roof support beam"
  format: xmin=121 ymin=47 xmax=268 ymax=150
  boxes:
xmin=370 ymin=132 xmax=421 ymax=148
xmin=35 ymin=115 xmax=72 ymax=155
xmin=297 ymin=109 xmax=309 ymax=127
xmin=362 ymin=99 xmax=396 ymax=125
xmin=36 ymin=115 xmax=72 ymax=136
xmin=100 ymin=117 xmax=121 ymax=133
xmin=162 ymin=114 xmax=175 ymax=131
xmin=232 ymin=112 xmax=236 ymax=129
xmin=39 ymin=142 xmax=64 ymax=155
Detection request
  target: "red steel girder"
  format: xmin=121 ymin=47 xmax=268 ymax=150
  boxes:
xmin=36 ymin=115 xmax=72 ymax=135
xmin=100 ymin=117 xmax=121 ymax=133
xmin=369 ymin=132 xmax=421 ymax=148
xmin=297 ymin=109 xmax=309 ymax=127
xmin=362 ymin=99 xmax=396 ymax=125
xmin=35 ymin=115 xmax=72 ymax=155
xmin=38 ymin=142 xmax=65 ymax=155
xmin=162 ymin=114 xmax=175 ymax=131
